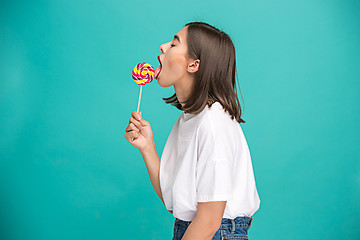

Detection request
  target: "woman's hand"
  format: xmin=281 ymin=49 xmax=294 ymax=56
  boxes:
xmin=124 ymin=111 xmax=155 ymax=152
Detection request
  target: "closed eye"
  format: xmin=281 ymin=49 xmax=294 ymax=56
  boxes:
xmin=170 ymin=44 xmax=175 ymax=48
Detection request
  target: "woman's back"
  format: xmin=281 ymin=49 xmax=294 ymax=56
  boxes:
xmin=160 ymin=101 xmax=260 ymax=222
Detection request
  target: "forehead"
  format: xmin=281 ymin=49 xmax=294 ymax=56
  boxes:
xmin=174 ymin=27 xmax=187 ymax=42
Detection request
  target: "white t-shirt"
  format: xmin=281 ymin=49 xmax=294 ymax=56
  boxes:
xmin=159 ymin=101 xmax=260 ymax=221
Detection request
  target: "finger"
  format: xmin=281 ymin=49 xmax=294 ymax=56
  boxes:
xmin=129 ymin=116 xmax=142 ymax=129
xmin=131 ymin=111 xmax=148 ymax=127
xmin=132 ymin=111 xmax=142 ymax=121
xmin=125 ymin=122 xmax=139 ymax=133
xmin=129 ymin=131 xmax=139 ymax=142
xmin=138 ymin=117 xmax=149 ymax=127
xmin=124 ymin=132 xmax=131 ymax=142
xmin=124 ymin=131 xmax=139 ymax=142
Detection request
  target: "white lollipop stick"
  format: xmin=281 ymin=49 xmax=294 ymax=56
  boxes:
xmin=137 ymin=85 xmax=143 ymax=113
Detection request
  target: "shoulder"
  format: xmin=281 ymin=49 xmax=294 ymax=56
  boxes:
xmin=196 ymin=103 xmax=239 ymax=158
xmin=197 ymin=103 xmax=237 ymax=137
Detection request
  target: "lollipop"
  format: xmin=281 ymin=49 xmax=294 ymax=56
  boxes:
xmin=132 ymin=62 xmax=155 ymax=112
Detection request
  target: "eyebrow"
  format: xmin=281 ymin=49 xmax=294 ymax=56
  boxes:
xmin=173 ymin=35 xmax=181 ymax=43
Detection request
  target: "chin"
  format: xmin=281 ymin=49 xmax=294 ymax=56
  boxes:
xmin=157 ymin=77 xmax=172 ymax=88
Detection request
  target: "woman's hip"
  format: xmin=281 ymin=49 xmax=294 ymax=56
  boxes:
xmin=172 ymin=216 xmax=253 ymax=240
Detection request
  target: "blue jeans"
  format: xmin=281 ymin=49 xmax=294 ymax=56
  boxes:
xmin=172 ymin=216 xmax=253 ymax=240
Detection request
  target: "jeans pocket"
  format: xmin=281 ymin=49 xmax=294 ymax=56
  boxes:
xmin=221 ymin=226 xmax=248 ymax=240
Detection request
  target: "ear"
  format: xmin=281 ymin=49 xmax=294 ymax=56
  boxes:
xmin=187 ymin=59 xmax=200 ymax=73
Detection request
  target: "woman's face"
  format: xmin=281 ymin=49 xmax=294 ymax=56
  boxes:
xmin=155 ymin=26 xmax=192 ymax=87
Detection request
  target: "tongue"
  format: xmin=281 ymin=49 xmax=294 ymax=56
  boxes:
xmin=155 ymin=66 xmax=161 ymax=79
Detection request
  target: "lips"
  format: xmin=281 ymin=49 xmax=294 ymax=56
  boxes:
xmin=155 ymin=55 xmax=162 ymax=79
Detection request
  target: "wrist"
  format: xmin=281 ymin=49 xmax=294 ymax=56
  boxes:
xmin=139 ymin=141 xmax=156 ymax=155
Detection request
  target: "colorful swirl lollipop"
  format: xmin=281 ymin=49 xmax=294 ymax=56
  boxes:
xmin=132 ymin=62 xmax=155 ymax=112
xmin=132 ymin=62 xmax=155 ymax=85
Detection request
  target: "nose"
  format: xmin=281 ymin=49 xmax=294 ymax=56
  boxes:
xmin=159 ymin=41 xmax=171 ymax=54
xmin=159 ymin=43 xmax=166 ymax=54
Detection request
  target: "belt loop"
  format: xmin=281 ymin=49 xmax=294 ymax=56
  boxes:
xmin=231 ymin=218 xmax=236 ymax=234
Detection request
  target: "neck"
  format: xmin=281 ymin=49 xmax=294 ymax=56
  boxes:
xmin=174 ymin=75 xmax=194 ymax=108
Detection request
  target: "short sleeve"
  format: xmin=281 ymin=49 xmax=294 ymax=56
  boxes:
xmin=195 ymin=114 xmax=235 ymax=202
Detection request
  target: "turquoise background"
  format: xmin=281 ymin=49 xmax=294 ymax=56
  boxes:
xmin=1 ymin=0 xmax=359 ymax=239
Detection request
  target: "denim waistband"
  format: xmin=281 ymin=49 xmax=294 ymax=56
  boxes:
xmin=175 ymin=216 xmax=253 ymax=230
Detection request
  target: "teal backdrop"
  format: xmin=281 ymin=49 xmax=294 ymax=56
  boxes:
xmin=1 ymin=0 xmax=359 ymax=239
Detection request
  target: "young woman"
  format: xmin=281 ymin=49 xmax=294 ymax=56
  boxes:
xmin=124 ymin=22 xmax=260 ymax=240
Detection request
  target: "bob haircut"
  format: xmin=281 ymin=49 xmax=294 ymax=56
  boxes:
xmin=162 ymin=21 xmax=246 ymax=123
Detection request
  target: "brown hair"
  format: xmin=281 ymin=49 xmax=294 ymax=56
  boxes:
xmin=162 ymin=21 xmax=246 ymax=123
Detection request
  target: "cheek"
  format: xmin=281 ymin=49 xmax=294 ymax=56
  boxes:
xmin=167 ymin=53 xmax=187 ymax=74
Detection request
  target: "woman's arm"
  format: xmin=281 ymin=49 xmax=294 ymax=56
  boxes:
xmin=124 ymin=111 xmax=168 ymax=209
xmin=139 ymin=144 xmax=164 ymax=205
xmin=181 ymin=201 xmax=227 ymax=240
